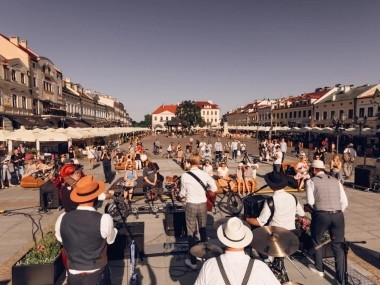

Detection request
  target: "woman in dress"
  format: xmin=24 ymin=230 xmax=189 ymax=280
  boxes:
xmin=236 ymin=163 xmax=245 ymax=196
xmin=217 ymin=161 xmax=229 ymax=188
xmin=244 ymin=164 xmax=255 ymax=195
xmin=123 ymin=163 xmax=138 ymax=203
xmin=67 ymin=147 xmax=76 ymax=160
xmin=224 ymin=141 xmax=231 ymax=160
xmin=329 ymin=155 xmax=344 ymax=184
xmin=294 ymin=153 xmax=310 ymax=190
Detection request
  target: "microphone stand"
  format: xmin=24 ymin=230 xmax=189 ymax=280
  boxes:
xmin=331 ymin=239 xmax=366 ymax=285
xmin=114 ymin=197 xmax=144 ymax=262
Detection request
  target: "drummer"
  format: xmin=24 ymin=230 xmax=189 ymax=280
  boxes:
xmin=245 ymin=171 xmax=305 ymax=231
xmin=194 ymin=217 xmax=280 ymax=285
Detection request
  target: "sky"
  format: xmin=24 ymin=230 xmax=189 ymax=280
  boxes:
xmin=1 ymin=0 xmax=380 ymax=121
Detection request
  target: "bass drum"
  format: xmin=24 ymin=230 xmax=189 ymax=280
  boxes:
xmin=243 ymin=195 xmax=270 ymax=219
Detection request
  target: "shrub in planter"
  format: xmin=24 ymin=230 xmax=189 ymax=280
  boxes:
xmin=12 ymin=232 xmax=64 ymax=285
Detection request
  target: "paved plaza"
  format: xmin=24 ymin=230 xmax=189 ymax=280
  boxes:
xmin=0 ymin=134 xmax=379 ymax=284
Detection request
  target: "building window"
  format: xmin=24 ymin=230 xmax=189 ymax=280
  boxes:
xmin=4 ymin=68 xmax=9 ymax=80
xmin=207 ymin=111 xmax=209 ymax=115
xmin=166 ymin=116 xmax=168 ymax=121
xmin=160 ymin=116 xmax=163 ymax=121
xmin=293 ymin=111 xmax=297 ymax=118
xmin=11 ymin=70 xmax=16 ymax=81
xmin=12 ymin=94 xmax=17 ymax=107
xmin=33 ymin=77 xmax=36 ymax=87
xmin=368 ymin=107 xmax=374 ymax=117
xmin=285 ymin=113 xmax=287 ymax=119
xmin=154 ymin=116 xmax=157 ymax=121
xmin=22 ymin=96 xmax=27 ymax=109
xmin=281 ymin=113 xmax=283 ymax=119
xmin=57 ymin=86 xmax=60 ymax=94
xmin=348 ymin=109 xmax=354 ymax=119
xmin=289 ymin=112 xmax=292 ymax=119
xmin=43 ymin=81 xmax=52 ymax=92
xmin=331 ymin=111 xmax=335 ymax=119
xmin=21 ymin=73 xmax=25 ymax=84
xmin=203 ymin=111 xmax=205 ymax=115
xmin=323 ymin=112 xmax=327 ymax=120
xmin=359 ymin=108 xmax=364 ymax=117
xmin=315 ymin=112 xmax=320 ymax=121
xmin=32 ymin=62 xmax=36 ymax=69
xmin=298 ymin=111 xmax=301 ymax=118
xmin=303 ymin=110 xmax=306 ymax=117
xmin=211 ymin=111 xmax=213 ymax=115
xmin=308 ymin=110 xmax=311 ymax=117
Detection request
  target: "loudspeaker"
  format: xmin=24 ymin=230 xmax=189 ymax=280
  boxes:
xmin=354 ymin=165 xmax=376 ymax=188
xmin=39 ymin=181 xmax=60 ymax=209
xmin=165 ymin=208 xmax=187 ymax=237
xmin=107 ymin=222 xmax=144 ymax=260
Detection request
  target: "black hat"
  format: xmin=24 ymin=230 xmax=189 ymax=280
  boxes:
xmin=264 ymin=171 xmax=288 ymax=190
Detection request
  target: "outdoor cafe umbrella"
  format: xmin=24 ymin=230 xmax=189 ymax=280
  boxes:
xmin=0 ymin=130 xmax=10 ymax=141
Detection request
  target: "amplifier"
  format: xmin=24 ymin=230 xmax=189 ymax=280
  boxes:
xmin=108 ymin=222 xmax=144 ymax=260
xmin=354 ymin=165 xmax=376 ymax=188
xmin=165 ymin=208 xmax=187 ymax=237
xmin=39 ymin=181 xmax=60 ymax=209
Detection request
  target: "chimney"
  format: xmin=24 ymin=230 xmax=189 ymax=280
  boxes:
xmin=65 ymin=78 xmax=71 ymax=83
xmin=20 ymin=40 xmax=27 ymax=49
xmin=332 ymin=94 xmax=336 ymax=101
xmin=9 ymin=36 xmax=19 ymax=46
xmin=72 ymin=84 xmax=78 ymax=92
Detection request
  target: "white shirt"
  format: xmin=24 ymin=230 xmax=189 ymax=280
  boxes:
xmin=343 ymin=147 xmax=357 ymax=162
xmin=214 ymin=141 xmax=223 ymax=151
xmin=203 ymin=164 xmax=213 ymax=176
xmin=180 ymin=167 xmax=217 ymax=203
xmin=199 ymin=141 xmax=206 ymax=151
xmin=257 ymin=190 xmax=305 ymax=230
xmin=273 ymin=150 xmax=282 ymax=164
xmin=55 ymin=206 xmax=118 ymax=274
xmin=280 ymin=141 xmax=287 ymax=152
xmin=217 ymin=167 xmax=229 ymax=178
xmin=87 ymin=148 xmax=96 ymax=159
xmin=305 ymin=172 xmax=348 ymax=211
xmin=195 ymin=251 xmax=281 ymax=285
xmin=231 ymin=141 xmax=238 ymax=151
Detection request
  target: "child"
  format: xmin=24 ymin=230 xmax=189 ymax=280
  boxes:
xmin=251 ymin=160 xmax=259 ymax=179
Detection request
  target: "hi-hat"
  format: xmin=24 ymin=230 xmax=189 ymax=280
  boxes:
xmin=251 ymin=226 xmax=299 ymax=257
xmin=213 ymin=217 xmax=251 ymax=230
xmin=190 ymin=243 xmax=223 ymax=259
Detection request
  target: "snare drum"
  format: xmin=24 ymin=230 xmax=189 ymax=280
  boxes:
xmin=243 ymin=195 xmax=270 ymax=219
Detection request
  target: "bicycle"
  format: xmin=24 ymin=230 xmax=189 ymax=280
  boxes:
xmin=162 ymin=150 xmax=178 ymax=159
xmin=104 ymin=191 xmax=129 ymax=223
xmin=216 ymin=178 xmax=243 ymax=215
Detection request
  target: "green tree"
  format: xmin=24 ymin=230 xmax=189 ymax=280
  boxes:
xmin=131 ymin=114 xmax=152 ymax=127
xmin=175 ymin=100 xmax=205 ymax=129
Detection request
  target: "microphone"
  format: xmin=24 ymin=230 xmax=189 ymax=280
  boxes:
xmin=315 ymin=238 xmax=331 ymax=250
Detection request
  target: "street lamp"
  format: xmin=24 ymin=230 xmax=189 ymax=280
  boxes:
xmin=332 ymin=112 xmax=346 ymax=153
xmin=353 ymin=115 xmax=367 ymax=142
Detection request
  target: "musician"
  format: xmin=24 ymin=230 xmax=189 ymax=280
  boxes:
xmin=305 ymin=160 xmax=348 ymax=284
xmin=180 ymin=153 xmax=217 ymax=270
xmin=194 ymin=217 xmax=280 ymax=285
xmin=55 ymin=176 xmax=117 ymax=285
xmin=245 ymin=171 xmax=304 ymax=230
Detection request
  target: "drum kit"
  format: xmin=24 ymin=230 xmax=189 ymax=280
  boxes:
xmin=189 ymin=217 xmax=306 ymax=285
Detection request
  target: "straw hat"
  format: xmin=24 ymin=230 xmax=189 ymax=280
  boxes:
xmin=217 ymin=217 xmax=252 ymax=248
xmin=70 ymin=176 xmax=105 ymax=203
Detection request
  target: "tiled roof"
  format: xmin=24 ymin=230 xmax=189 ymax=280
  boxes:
xmin=290 ymin=89 xmax=331 ymax=102
xmin=62 ymin=86 xmax=78 ymax=96
xmin=194 ymin=101 xmax=219 ymax=109
xmin=317 ymin=85 xmax=377 ymax=104
xmin=80 ymin=92 xmax=94 ymax=100
xmin=152 ymin=104 xmax=177 ymax=115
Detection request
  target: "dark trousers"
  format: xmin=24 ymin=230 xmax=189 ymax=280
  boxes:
xmin=103 ymin=164 xmax=112 ymax=183
xmin=232 ymin=149 xmax=237 ymax=159
xmin=282 ymin=152 xmax=285 ymax=163
xmin=186 ymin=202 xmax=207 ymax=264
xmin=273 ymin=164 xmax=281 ymax=172
xmin=68 ymin=265 xmax=112 ymax=285
xmin=311 ymin=212 xmax=345 ymax=284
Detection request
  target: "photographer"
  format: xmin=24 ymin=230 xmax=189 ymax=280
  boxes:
xmin=100 ymin=149 xmax=112 ymax=184
xmin=11 ymin=147 xmax=25 ymax=184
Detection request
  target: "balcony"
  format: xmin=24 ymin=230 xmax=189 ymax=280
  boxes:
xmin=3 ymin=106 xmax=33 ymax=116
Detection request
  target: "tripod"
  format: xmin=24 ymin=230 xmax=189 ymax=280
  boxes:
xmin=239 ymin=151 xmax=252 ymax=165
xmin=331 ymin=239 xmax=366 ymax=285
xmin=114 ymin=199 xmax=144 ymax=262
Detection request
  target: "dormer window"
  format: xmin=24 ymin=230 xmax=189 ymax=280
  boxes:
xmin=11 ymin=70 xmax=16 ymax=81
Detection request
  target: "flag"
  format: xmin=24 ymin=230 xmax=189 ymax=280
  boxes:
xmin=373 ymin=88 xmax=380 ymax=100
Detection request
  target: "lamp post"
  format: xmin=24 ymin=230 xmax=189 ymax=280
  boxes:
xmin=332 ymin=112 xmax=346 ymax=154
xmin=353 ymin=115 xmax=367 ymax=146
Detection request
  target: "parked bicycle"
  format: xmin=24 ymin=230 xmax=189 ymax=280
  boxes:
xmin=104 ymin=191 xmax=129 ymax=222
xmin=216 ymin=178 xmax=243 ymax=215
xmin=162 ymin=150 xmax=178 ymax=159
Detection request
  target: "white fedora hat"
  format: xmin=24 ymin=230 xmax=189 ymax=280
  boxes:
xmin=311 ymin=160 xmax=325 ymax=169
xmin=217 ymin=217 xmax=253 ymax=248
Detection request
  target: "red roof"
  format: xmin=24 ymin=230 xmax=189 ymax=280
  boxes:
xmin=152 ymin=105 xmax=177 ymax=115
xmin=194 ymin=101 xmax=219 ymax=109
xmin=0 ymin=34 xmax=39 ymax=61
xmin=289 ymin=89 xmax=330 ymax=102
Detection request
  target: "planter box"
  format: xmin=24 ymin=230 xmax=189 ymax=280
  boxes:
xmin=12 ymin=252 xmax=64 ymax=285
xmin=298 ymin=232 xmax=334 ymax=259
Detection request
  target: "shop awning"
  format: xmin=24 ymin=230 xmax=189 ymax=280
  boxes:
xmin=6 ymin=115 xmax=49 ymax=129
xmin=65 ymin=119 xmax=91 ymax=128
xmin=81 ymin=118 xmax=98 ymax=127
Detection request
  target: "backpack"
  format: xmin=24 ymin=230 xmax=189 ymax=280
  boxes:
xmin=265 ymin=194 xmax=298 ymax=226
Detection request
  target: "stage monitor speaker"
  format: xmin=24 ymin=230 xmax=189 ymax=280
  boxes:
xmin=108 ymin=222 xmax=144 ymax=260
xmin=165 ymin=208 xmax=187 ymax=237
xmin=354 ymin=165 xmax=376 ymax=188
xmin=39 ymin=181 xmax=60 ymax=209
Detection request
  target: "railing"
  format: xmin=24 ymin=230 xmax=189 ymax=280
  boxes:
xmin=3 ymin=106 xmax=33 ymax=116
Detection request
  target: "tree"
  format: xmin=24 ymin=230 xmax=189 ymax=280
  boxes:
xmin=131 ymin=114 xmax=152 ymax=127
xmin=175 ymin=100 xmax=205 ymax=129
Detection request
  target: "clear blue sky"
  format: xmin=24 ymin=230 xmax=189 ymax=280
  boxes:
xmin=1 ymin=0 xmax=380 ymax=121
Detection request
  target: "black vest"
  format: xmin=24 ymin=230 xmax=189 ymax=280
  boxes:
xmin=61 ymin=210 xmax=107 ymax=270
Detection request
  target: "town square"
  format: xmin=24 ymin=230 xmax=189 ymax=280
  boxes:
xmin=1 ymin=1 xmax=380 ymax=285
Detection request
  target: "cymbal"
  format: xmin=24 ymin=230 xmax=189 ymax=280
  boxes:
xmin=251 ymin=226 xmax=299 ymax=257
xmin=190 ymin=243 xmax=223 ymax=259
xmin=213 ymin=217 xmax=251 ymax=230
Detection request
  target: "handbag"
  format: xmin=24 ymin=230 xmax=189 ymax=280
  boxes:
xmin=186 ymin=171 xmax=216 ymax=213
